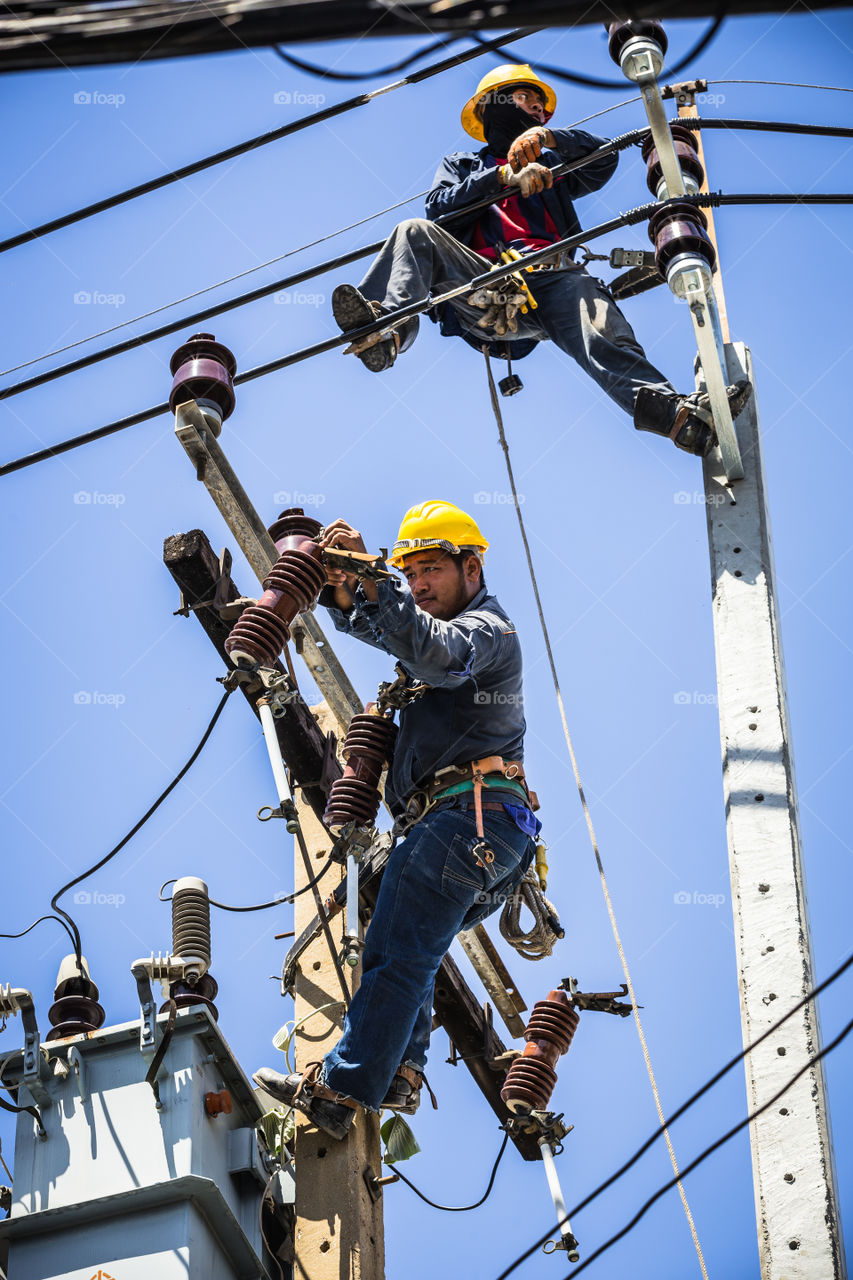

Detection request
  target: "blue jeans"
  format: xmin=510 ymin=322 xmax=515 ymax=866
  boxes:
xmin=358 ymin=217 xmax=676 ymax=418
xmin=322 ymin=804 xmax=535 ymax=1111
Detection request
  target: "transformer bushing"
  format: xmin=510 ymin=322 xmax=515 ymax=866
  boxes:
xmin=501 ymin=989 xmax=579 ymax=1115
xmin=161 ymin=877 xmax=219 ymax=1019
xmin=323 ymin=712 xmax=397 ymax=831
xmin=606 ymin=19 xmax=668 ymax=79
xmin=46 ymin=955 xmax=106 ymax=1041
xmin=643 ymin=123 xmax=705 ymax=199
xmin=225 ymin=526 xmax=325 ymax=667
xmin=169 ymin=332 xmax=237 ymax=435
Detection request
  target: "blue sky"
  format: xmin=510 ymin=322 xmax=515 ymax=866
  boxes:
xmin=1 ymin=11 xmax=852 ymax=1279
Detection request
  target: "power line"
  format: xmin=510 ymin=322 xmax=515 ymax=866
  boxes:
xmin=50 ymin=686 xmax=234 ymax=963
xmin=159 ymin=854 xmax=338 ymax=912
xmin=272 ymin=35 xmax=462 ymax=82
xmin=470 ymin=17 xmax=726 ymax=92
xmin=387 ymin=1129 xmax=509 ymax=1211
xmin=0 ymin=914 xmax=78 ymax=952
xmin=0 ymin=27 xmax=537 ymax=257
xmin=493 ymin=948 xmax=853 ymax=1278
xmin=2 ymin=191 xmax=852 ymax=479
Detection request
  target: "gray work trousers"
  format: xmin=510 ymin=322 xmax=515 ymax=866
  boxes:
xmin=358 ymin=217 xmax=676 ymax=418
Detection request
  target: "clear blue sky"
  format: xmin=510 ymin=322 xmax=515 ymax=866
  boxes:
xmin=1 ymin=12 xmax=852 ymax=1279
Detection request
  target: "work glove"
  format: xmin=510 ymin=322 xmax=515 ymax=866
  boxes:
xmin=507 ymin=127 xmax=550 ymax=173
xmin=466 ymin=283 xmax=528 ymax=336
xmin=498 ymin=160 xmax=553 ymax=197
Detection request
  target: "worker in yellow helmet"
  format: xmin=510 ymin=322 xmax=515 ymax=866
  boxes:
xmin=329 ymin=63 xmax=750 ymax=456
xmin=254 ymin=501 xmax=541 ymax=1136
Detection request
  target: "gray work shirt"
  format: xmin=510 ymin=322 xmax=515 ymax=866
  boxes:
xmin=321 ymin=578 xmax=526 ymax=814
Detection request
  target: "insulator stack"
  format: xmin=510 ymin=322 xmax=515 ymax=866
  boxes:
xmin=46 ymin=955 xmax=106 ymax=1041
xmin=164 ymin=973 xmax=220 ymax=1019
xmin=501 ymin=989 xmax=579 ymax=1115
xmin=323 ymin=712 xmax=397 ymax=830
xmin=169 ymin=332 xmax=237 ymax=429
xmin=606 ymin=19 xmax=668 ymax=75
xmin=643 ymin=123 xmax=705 ymax=197
xmin=648 ymin=200 xmax=716 ymax=276
xmin=225 ymin=536 xmax=325 ymax=667
xmin=172 ymin=877 xmax=212 ymax=970
xmin=268 ymin=506 xmax=323 ymax=553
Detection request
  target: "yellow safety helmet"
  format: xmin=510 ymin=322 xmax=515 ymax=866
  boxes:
xmin=388 ymin=500 xmax=489 ymax=569
xmin=461 ymin=63 xmax=557 ymax=144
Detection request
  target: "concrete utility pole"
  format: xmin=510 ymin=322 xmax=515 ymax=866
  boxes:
xmin=703 ymin=345 xmax=847 ymax=1278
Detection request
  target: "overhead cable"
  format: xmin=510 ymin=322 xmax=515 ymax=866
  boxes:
xmin=159 ymin=855 xmax=338 ymax=912
xmin=0 ymin=27 xmax=537 ymax=257
xmin=6 ymin=116 xmax=851 ymax=404
xmin=50 ymin=686 xmax=234 ymax=963
xmin=0 ymin=914 xmax=78 ymax=952
xmin=272 ymin=35 xmax=461 ymax=81
xmin=494 ymin=948 xmax=853 ymax=1278
xmin=470 ymin=16 xmax=725 ymax=91
xmin=3 ymin=190 xmax=852 ymax=478
xmin=387 ymin=1129 xmax=509 ymax=1211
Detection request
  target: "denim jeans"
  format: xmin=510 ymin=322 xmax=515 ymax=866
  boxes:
xmin=358 ymin=217 xmax=676 ymax=419
xmin=322 ymin=803 xmax=535 ymax=1111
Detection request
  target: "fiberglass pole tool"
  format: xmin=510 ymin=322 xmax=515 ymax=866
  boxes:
xmin=607 ymin=19 xmax=744 ymax=481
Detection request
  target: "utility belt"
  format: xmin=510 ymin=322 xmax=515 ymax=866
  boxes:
xmin=396 ymin=756 xmax=539 ymax=844
xmin=521 ymin=248 xmax=578 ymax=273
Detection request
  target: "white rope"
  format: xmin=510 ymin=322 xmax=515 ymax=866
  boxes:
xmin=483 ymin=350 xmax=710 ymax=1279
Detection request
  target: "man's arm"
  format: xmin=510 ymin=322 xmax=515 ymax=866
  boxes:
xmin=425 ymin=151 xmax=506 ymax=225
xmin=505 ymin=125 xmax=618 ymax=197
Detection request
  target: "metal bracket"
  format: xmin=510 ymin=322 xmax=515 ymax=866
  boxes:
xmin=0 ymin=987 xmax=52 ymax=1109
xmin=609 ymin=247 xmax=657 ymax=270
xmin=661 ymin=78 xmax=708 ymax=106
xmin=560 ymin=977 xmax=634 ymax=1017
xmin=132 ymin=965 xmax=159 ymax=1059
xmin=67 ymin=1045 xmax=88 ymax=1105
xmin=322 ymin=547 xmax=394 ymax=583
xmin=376 ymin=662 xmax=430 ymax=715
xmin=363 ymin=1164 xmax=398 ymax=1203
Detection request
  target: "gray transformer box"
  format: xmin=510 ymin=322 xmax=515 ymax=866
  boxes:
xmin=0 ymin=1006 xmax=292 ymax=1279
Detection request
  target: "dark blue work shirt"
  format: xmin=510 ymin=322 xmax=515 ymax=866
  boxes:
xmin=321 ymin=578 xmax=526 ymax=816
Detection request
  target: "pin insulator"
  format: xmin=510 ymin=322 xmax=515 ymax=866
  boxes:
xmin=169 ymin=332 xmax=237 ymax=423
xmin=501 ymin=989 xmax=579 ymax=1115
xmin=161 ymin=973 xmax=219 ymax=1020
xmin=324 ymin=713 xmax=398 ymax=830
xmin=648 ymin=200 xmax=716 ymax=275
xmin=46 ymin=955 xmax=106 ymax=1041
xmin=642 ymin=123 xmax=705 ymax=196
xmin=605 ymin=19 xmax=668 ymax=66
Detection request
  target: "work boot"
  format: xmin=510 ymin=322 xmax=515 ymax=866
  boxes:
xmin=332 ymin=283 xmax=401 ymax=373
xmin=634 ymin=379 xmax=752 ymax=456
xmin=253 ymin=1064 xmax=357 ymax=1141
xmin=381 ymin=1065 xmax=438 ymax=1115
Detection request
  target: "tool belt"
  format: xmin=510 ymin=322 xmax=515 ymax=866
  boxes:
xmin=523 ymin=248 xmax=578 ymax=272
xmin=397 ymin=756 xmax=539 ymax=841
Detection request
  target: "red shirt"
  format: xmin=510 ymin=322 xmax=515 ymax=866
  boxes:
xmin=470 ymin=156 xmax=561 ymax=261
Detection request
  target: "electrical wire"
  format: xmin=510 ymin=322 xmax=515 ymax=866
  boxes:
xmin=49 ymin=686 xmax=234 ymax=963
xmin=493 ymin=948 xmax=853 ymax=1278
xmin=709 ymin=78 xmax=853 ymax=94
xmin=470 ymin=17 xmax=725 ymax=92
xmin=272 ymin=35 xmax=462 ymax=81
xmin=158 ymin=854 xmax=337 ymax=912
xmin=387 ymin=1129 xmax=509 ymax=1211
xmin=0 ymin=914 xmax=78 ymax=952
xmin=3 ymin=190 xmax=852 ymax=479
xmin=0 ymin=27 xmax=537 ymax=257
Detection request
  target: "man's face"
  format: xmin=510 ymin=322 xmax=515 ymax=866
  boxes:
xmin=401 ymin=549 xmax=480 ymax=621
xmin=510 ymin=85 xmax=546 ymax=124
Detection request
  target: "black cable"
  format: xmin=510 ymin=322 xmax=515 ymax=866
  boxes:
xmin=4 ymin=189 xmax=853 ymax=478
xmin=388 ymin=1129 xmax=509 ymax=1211
xmin=50 ymin=687 xmax=233 ymax=963
xmin=0 ymin=28 xmax=536 ymax=257
xmin=145 ymin=997 xmax=177 ymax=1108
xmin=293 ymin=823 xmax=351 ymax=1009
xmin=681 ymin=116 xmax=853 ymax=140
xmin=561 ymin=1013 xmax=853 ymax=1279
xmin=494 ymin=948 xmax=853 ymax=1278
xmin=272 ymin=35 xmax=461 ymax=82
xmin=471 ymin=16 xmax=725 ymax=92
xmin=0 ymin=914 xmax=78 ymax=952
xmin=159 ymin=853 xmax=338 ymax=912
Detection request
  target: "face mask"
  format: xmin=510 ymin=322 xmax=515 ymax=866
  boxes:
xmin=481 ymin=90 xmax=545 ymax=157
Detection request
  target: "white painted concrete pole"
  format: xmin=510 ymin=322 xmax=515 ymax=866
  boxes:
xmin=703 ymin=342 xmax=846 ymax=1278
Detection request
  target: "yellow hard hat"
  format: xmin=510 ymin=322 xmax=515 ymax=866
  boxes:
xmin=461 ymin=63 xmax=557 ymax=143
xmin=388 ymin=500 xmax=489 ymax=569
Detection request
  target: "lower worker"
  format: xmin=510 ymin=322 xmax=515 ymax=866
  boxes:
xmin=254 ymin=500 xmax=539 ymax=1138
xmin=330 ymin=63 xmax=750 ymax=457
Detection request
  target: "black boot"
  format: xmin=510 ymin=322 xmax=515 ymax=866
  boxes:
xmin=332 ymin=283 xmax=408 ymax=373
xmin=634 ymin=379 xmax=752 ymax=456
xmin=253 ymin=1065 xmax=356 ymax=1141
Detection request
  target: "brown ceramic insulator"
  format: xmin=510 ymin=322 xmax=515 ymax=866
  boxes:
xmin=45 ymin=994 xmax=106 ymax=1041
xmin=169 ymin=332 xmax=237 ymax=421
xmin=205 ymin=1089 xmax=233 ymax=1117
xmin=161 ymin=974 xmax=219 ymax=1021
xmin=268 ymin=507 xmax=324 ymax=554
xmin=643 ymin=129 xmax=705 ymax=195
xmin=323 ymin=714 xmax=397 ymax=830
xmin=225 ymin=542 xmax=325 ymax=666
xmin=648 ymin=200 xmax=716 ymax=274
xmin=501 ymin=990 xmax=579 ymax=1115
xmin=606 ymin=19 xmax=668 ymax=65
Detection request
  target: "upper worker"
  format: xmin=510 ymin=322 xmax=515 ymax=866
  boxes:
xmin=254 ymin=500 xmax=539 ymax=1139
xmin=329 ymin=63 xmax=750 ymax=458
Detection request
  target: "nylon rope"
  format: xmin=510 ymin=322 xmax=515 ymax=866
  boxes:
xmin=482 ymin=348 xmax=710 ymax=1279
